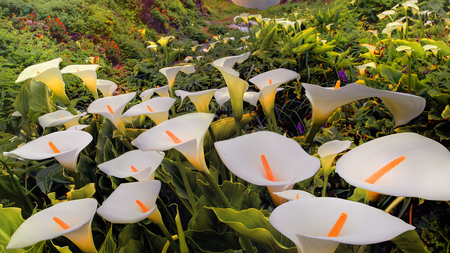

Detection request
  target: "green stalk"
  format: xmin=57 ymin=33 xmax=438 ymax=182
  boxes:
xmin=156 ymin=222 xmax=181 ymax=253
xmin=246 ymin=22 xmax=256 ymax=52
xmin=200 ymin=171 xmax=231 ymax=209
xmin=71 ymin=172 xmax=83 ymax=189
xmin=357 ymin=245 xmax=367 ymax=253
xmin=269 ymin=111 xmax=279 ymax=133
xmin=407 ymin=56 xmax=412 ymax=93
xmin=2 ymin=161 xmax=34 ymax=212
xmin=234 ymin=117 xmax=242 ymax=137
xmin=305 ymin=121 xmax=323 ymax=145
xmin=384 ymin=196 xmax=406 ymax=213
xmin=157 ymin=197 xmax=178 ymax=230
xmin=174 ymin=151 xmax=197 ymax=214
xmin=208 ymin=125 xmax=217 ymax=144
xmin=321 ymin=174 xmax=329 ymax=197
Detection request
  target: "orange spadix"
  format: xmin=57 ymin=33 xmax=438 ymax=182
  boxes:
xmin=327 ymin=212 xmax=348 ymax=237
xmin=296 ymin=193 xmax=299 ymax=200
xmin=269 ymin=79 xmax=272 ymax=85
xmin=261 ymin=154 xmax=276 ymax=181
xmin=53 ymin=217 xmax=70 ymax=230
xmin=136 ymin=200 xmax=150 ymax=213
xmin=364 ymin=156 xmax=406 ymax=184
xmin=165 ymin=130 xmax=182 ymax=144
xmin=334 ymin=80 xmax=341 ymax=90
xmin=130 ymin=165 xmax=138 ymax=172
xmin=107 ymin=105 xmax=114 ymax=115
xmin=146 ymin=105 xmax=154 ymax=112
xmin=48 ymin=141 xmax=61 ymax=154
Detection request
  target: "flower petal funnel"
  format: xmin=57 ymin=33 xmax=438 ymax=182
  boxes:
xmin=270 ymin=198 xmax=414 ymax=253
xmin=214 ymin=131 xmax=320 ymax=205
xmin=131 ymin=113 xmax=215 ymax=174
xmin=336 ymin=133 xmax=450 ymax=201
xmin=7 ymin=198 xmax=98 ymax=253
xmin=159 ymin=65 xmax=195 ymax=90
xmin=4 ymin=130 xmax=93 ymax=172
xmin=61 ymin=65 xmax=100 ymax=98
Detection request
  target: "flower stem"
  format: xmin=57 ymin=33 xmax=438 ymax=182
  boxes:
xmin=321 ymin=174 xmax=329 ymax=197
xmin=305 ymin=121 xmax=322 ymax=145
xmin=407 ymin=56 xmax=412 ymax=93
xmin=2 ymin=161 xmax=34 ymax=212
xmin=200 ymin=171 xmax=231 ymax=208
xmin=156 ymin=221 xmax=181 ymax=253
xmin=234 ymin=117 xmax=242 ymax=137
xmin=157 ymin=197 xmax=178 ymax=231
xmin=384 ymin=196 xmax=406 ymax=213
xmin=357 ymin=245 xmax=367 ymax=253
xmin=208 ymin=125 xmax=217 ymax=143
xmin=174 ymin=151 xmax=198 ymax=213
xmin=71 ymin=171 xmax=83 ymax=189
xmin=269 ymin=111 xmax=279 ymax=133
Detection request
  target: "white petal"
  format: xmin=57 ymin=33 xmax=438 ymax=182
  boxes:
xmin=61 ymin=65 xmax=100 ymax=94
xmin=318 ymin=140 xmax=352 ymax=158
xmin=121 ymin=97 xmax=175 ymax=125
xmin=273 ymin=190 xmax=315 ymax=201
xmin=140 ymin=85 xmax=171 ymax=101
xmin=97 ymin=180 xmax=160 ymax=223
xmin=7 ymin=198 xmax=97 ymax=249
xmin=214 ymin=87 xmax=231 ymax=107
xmin=87 ymin=92 xmax=135 ymax=126
xmin=159 ymin=65 xmax=195 ymax=88
xmin=38 ymin=110 xmax=80 ymax=130
xmin=243 ymin=91 xmax=260 ymax=107
xmin=97 ymin=80 xmax=118 ymax=97
xmin=175 ymin=89 xmax=218 ymax=113
xmin=249 ymin=69 xmax=299 ymax=91
xmin=98 ymin=150 xmax=164 ymax=181
xmin=16 ymin=58 xmax=62 ymax=83
xmin=214 ymin=131 xmax=320 ymax=187
xmin=336 ymin=133 xmax=450 ymax=200
xmin=212 ymin=52 xmax=250 ymax=69
xmin=67 ymin=125 xmax=89 ymax=131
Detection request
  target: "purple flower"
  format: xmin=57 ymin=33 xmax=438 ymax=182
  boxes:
xmin=338 ymin=69 xmax=348 ymax=83
xmin=297 ymin=122 xmax=304 ymax=135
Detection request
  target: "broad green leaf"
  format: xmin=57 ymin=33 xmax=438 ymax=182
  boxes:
xmin=310 ymin=45 xmax=335 ymax=54
xmin=441 ymin=105 xmax=450 ymax=120
xmin=95 ymin=119 xmax=115 ymax=164
xmin=161 ymin=158 xmax=204 ymax=200
xmin=291 ymin=27 xmax=316 ymax=45
xmin=428 ymin=107 xmax=442 ymax=120
xmin=66 ymin=183 xmax=96 ymax=200
xmin=36 ymin=164 xmax=70 ymax=194
xmin=211 ymin=208 xmax=297 ymax=252
xmin=391 ymin=230 xmax=431 ymax=253
xmin=102 ymin=138 xmax=118 ymax=163
xmin=0 ymin=204 xmax=25 ymax=253
xmin=76 ymin=155 xmax=97 ymax=185
xmin=292 ymin=43 xmax=316 ymax=55
xmin=379 ymin=64 xmax=402 ymax=85
xmin=13 ymin=79 xmax=33 ymax=122
xmin=28 ymin=79 xmax=56 ymax=115
xmin=99 ymin=226 xmax=117 ymax=253
xmin=434 ymin=122 xmax=450 ymax=141
xmin=167 ymin=49 xmax=181 ymax=65
xmin=116 ymin=224 xmax=142 ymax=253
xmin=141 ymin=227 xmax=167 ymax=253
xmin=399 ymin=74 xmax=428 ymax=93
xmin=260 ymin=27 xmax=277 ymax=51
xmin=0 ymin=175 xmax=28 ymax=211
xmin=347 ymin=188 xmax=367 ymax=203
xmin=198 ymin=180 xmax=260 ymax=210
xmin=186 ymin=229 xmax=241 ymax=253
xmin=188 ymin=206 xmax=226 ymax=232
xmin=421 ymin=39 xmax=450 ymax=56
xmin=395 ymin=40 xmax=425 ymax=58
xmin=119 ymin=239 xmax=145 ymax=253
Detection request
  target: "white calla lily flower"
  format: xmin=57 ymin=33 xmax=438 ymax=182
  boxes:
xmin=7 ymin=199 xmax=98 ymax=253
xmin=4 ymin=131 xmax=92 ymax=172
xmin=87 ymin=92 xmax=135 ymax=135
xmin=121 ymin=97 xmax=176 ymax=125
xmin=336 ymin=133 xmax=450 ymax=201
xmin=97 ymin=180 xmax=160 ymax=224
xmin=38 ymin=110 xmax=87 ymax=130
xmin=234 ymin=13 xmax=250 ymax=24
xmin=132 ymin=113 xmax=215 ymax=174
xmin=175 ymin=89 xmax=218 ymax=113
xmin=97 ymin=79 xmax=117 ymax=97
xmin=273 ymin=190 xmax=315 ymax=202
xmin=214 ymin=87 xmax=231 ymax=107
xmin=212 ymin=52 xmax=251 ymax=69
xmin=67 ymin=125 xmax=89 ymax=131
xmin=140 ymin=85 xmax=171 ymax=101
xmin=214 ymin=131 xmax=320 ymax=206
xmin=159 ymin=65 xmax=195 ymax=90
xmin=98 ymin=150 xmax=164 ymax=182
xmin=61 ymin=65 xmax=100 ymax=99
xmin=356 ymin=62 xmax=376 ymax=75
xmin=270 ymin=198 xmax=414 ymax=253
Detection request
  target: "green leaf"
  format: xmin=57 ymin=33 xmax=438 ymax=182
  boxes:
xmin=102 ymin=138 xmax=118 ymax=163
xmin=13 ymin=79 xmax=33 ymax=122
xmin=309 ymin=45 xmax=335 ymax=54
xmin=379 ymin=64 xmax=403 ymax=85
xmin=116 ymin=224 xmax=142 ymax=253
xmin=36 ymin=164 xmax=70 ymax=194
xmin=28 ymin=79 xmax=56 ymax=115
xmin=76 ymin=154 xmax=97 ymax=185
xmin=347 ymin=188 xmax=367 ymax=203
xmin=188 ymin=206 xmax=226 ymax=232
xmin=99 ymin=226 xmax=117 ymax=253
xmin=0 ymin=175 xmax=28 ymax=211
xmin=441 ymin=105 xmax=450 ymax=120
xmin=95 ymin=119 xmax=115 ymax=164
xmin=186 ymin=229 xmax=241 ymax=253
xmin=291 ymin=27 xmax=316 ymax=45
xmin=395 ymin=40 xmax=425 ymax=58
xmin=0 ymin=204 xmax=25 ymax=253
xmin=161 ymin=158 xmax=204 ymax=201
xmin=260 ymin=27 xmax=277 ymax=51
xmin=211 ymin=208 xmax=297 ymax=252
xmin=399 ymin=74 xmax=428 ymax=93
xmin=292 ymin=43 xmax=317 ymax=55
xmin=421 ymin=38 xmax=450 ymax=56
xmin=391 ymin=230 xmax=431 ymax=253
xmin=434 ymin=122 xmax=450 ymax=141
xmin=66 ymin=183 xmax=96 ymax=200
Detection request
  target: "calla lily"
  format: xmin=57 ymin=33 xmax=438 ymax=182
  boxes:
xmin=277 ymin=20 xmax=296 ymax=30
xmin=223 ymin=37 xmax=235 ymax=44
xmin=356 ymin=62 xmax=376 ymax=75
xmin=210 ymin=41 xmax=221 ymax=49
xmin=147 ymin=44 xmax=158 ymax=52
xmin=270 ymin=197 xmax=414 ymax=253
xmin=303 ymin=82 xmax=426 ymax=143
xmin=234 ymin=13 xmax=250 ymax=25
xmin=336 ymin=133 xmax=450 ymax=201
xmin=140 ymin=85 xmax=170 ymax=101
xmin=184 ymin=56 xmax=194 ymax=62
xmin=121 ymin=97 xmax=176 ymax=125
xmin=240 ymin=36 xmax=250 ymax=42
xmin=67 ymin=125 xmax=89 ymax=131
xmin=367 ymin=30 xmax=378 ymax=37
xmin=273 ymin=190 xmax=315 ymax=202
xmin=7 ymin=198 xmax=98 ymax=253
xmin=175 ymin=89 xmax=218 ymax=113
xmin=159 ymin=65 xmax=195 ymax=90
xmin=249 ymin=69 xmax=299 ymax=116
xmin=4 ymin=130 xmax=92 ymax=172
xmin=249 ymin=14 xmax=262 ymax=23
xmin=214 ymin=87 xmax=231 ymax=107
xmin=132 ymin=113 xmax=215 ymax=174
xmin=202 ymin=47 xmax=211 ymax=53
xmin=360 ymin=44 xmax=376 ymax=54
xmin=16 ymin=58 xmax=67 ymax=99
xmin=261 ymin=18 xmax=272 ymax=25
xmin=61 ymin=64 xmax=100 ymax=99
xmin=191 ymin=45 xmax=201 ymax=52
xmin=87 ymin=92 xmax=136 ymax=135
xmin=38 ymin=110 xmax=87 ymax=130
xmin=214 ymin=131 xmax=320 ymax=206
xmin=396 ymin=45 xmax=414 ymax=57
xmin=97 ymin=180 xmax=160 ymax=224
xmin=98 ymin=150 xmax=164 ymax=181
xmin=157 ymin=36 xmax=174 ymax=46
xmin=402 ymin=1 xmax=419 ymax=13
xmin=97 ymin=79 xmax=117 ymax=97
xmin=212 ymin=52 xmax=251 ymax=69
xmin=423 ymin=44 xmax=440 ymax=57
xmin=243 ymin=91 xmax=260 ymax=107
xmin=213 ymin=66 xmax=249 ymax=122
xmin=377 ymin=10 xmax=396 ymax=19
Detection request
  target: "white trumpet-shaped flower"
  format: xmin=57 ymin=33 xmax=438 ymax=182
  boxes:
xmin=396 ymin=45 xmax=414 ymax=57
xmin=16 ymin=58 xmax=67 ymax=98
xmin=273 ymin=190 xmax=315 ymax=202
xmin=98 ymin=150 xmax=164 ymax=182
xmin=97 ymin=79 xmax=117 ymax=97
xmin=121 ymin=97 xmax=176 ymax=125
xmin=140 ymin=85 xmax=170 ymax=101
xmin=157 ymin=36 xmax=174 ymax=46
xmin=303 ymin=82 xmax=426 ymax=128
xmin=4 ymin=130 xmax=92 ymax=172
xmin=214 ymin=87 xmax=231 ymax=107
xmin=336 ymin=133 xmax=450 ymax=201
xmin=234 ymin=13 xmax=250 ymax=24
xmin=38 ymin=110 xmax=87 ymax=130
xmin=212 ymin=52 xmax=251 ymax=69
xmin=214 ymin=131 xmax=320 ymax=206
xmin=97 ymin=180 xmax=160 ymax=223
xmin=7 ymin=198 xmax=98 ymax=253
xmin=175 ymin=89 xmax=218 ymax=113
xmin=159 ymin=65 xmax=195 ymax=90
xmin=61 ymin=65 xmax=100 ymax=99
xmin=132 ymin=113 xmax=215 ymax=174
xmin=356 ymin=62 xmax=376 ymax=75
xmin=249 ymin=69 xmax=299 ymax=116
xmin=270 ymin=197 xmax=414 ymax=253
xmin=318 ymin=140 xmax=352 ymax=173
xmin=87 ymin=92 xmax=135 ymax=135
